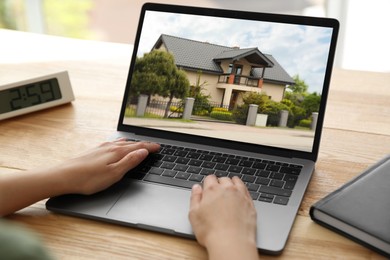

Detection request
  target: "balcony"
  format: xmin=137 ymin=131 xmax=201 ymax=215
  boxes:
xmin=217 ymin=73 xmax=262 ymax=88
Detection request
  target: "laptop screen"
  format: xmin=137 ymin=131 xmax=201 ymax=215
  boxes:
xmin=120 ymin=4 xmax=338 ymax=156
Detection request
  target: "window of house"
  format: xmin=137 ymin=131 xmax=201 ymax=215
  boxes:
xmin=227 ymin=63 xmax=233 ymax=74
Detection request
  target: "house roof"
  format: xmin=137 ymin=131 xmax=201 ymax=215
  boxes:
xmin=152 ymin=34 xmax=294 ymax=85
xmin=253 ymin=55 xmax=296 ymax=85
xmin=213 ymin=48 xmax=274 ymax=67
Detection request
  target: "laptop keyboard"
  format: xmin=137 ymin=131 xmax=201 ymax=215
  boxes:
xmin=125 ymin=139 xmax=302 ymax=206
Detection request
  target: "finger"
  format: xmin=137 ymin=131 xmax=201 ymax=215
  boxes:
xmin=189 ymin=184 xmax=203 ymax=210
xmin=114 ymin=137 xmax=127 ymax=142
xmin=111 ymin=148 xmax=149 ymax=177
xmin=123 ymin=141 xmax=161 ymax=153
xmin=232 ymin=176 xmax=251 ymax=199
xmin=203 ymin=174 xmax=219 ymax=190
xmin=217 ymin=176 xmax=233 ymax=186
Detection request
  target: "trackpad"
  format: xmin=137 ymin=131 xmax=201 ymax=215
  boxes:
xmin=107 ymin=182 xmax=193 ymax=235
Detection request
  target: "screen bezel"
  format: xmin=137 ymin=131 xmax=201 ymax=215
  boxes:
xmin=117 ymin=3 xmax=339 ymax=162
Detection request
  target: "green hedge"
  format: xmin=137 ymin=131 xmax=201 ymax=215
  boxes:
xmin=210 ymin=111 xmax=233 ymax=121
xmin=212 ymin=107 xmax=229 ymax=112
xmin=298 ymin=118 xmax=312 ymax=128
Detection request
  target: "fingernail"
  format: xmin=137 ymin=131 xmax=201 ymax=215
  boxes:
xmin=192 ymin=184 xmax=201 ymax=191
xmin=137 ymin=148 xmax=149 ymax=157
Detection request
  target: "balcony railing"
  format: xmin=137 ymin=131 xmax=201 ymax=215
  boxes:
xmin=217 ymin=73 xmax=261 ymax=87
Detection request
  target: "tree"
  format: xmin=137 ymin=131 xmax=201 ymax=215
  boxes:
xmin=130 ymin=50 xmax=190 ymax=118
xmin=288 ymin=75 xmax=309 ymax=94
xmin=284 ymin=75 xmax=322 ymax=128
xmin=189 ymin=71 xmax=211 ymax=116
xmin=129 ymin=50 xmax=178 ymax=98
xmin=163 ymin=69 xmax=190 ymax=118
xmin=301 ymin=92 xmax=321 ymax=117
xmin=285 ymin=75 xmax=309 ymax=105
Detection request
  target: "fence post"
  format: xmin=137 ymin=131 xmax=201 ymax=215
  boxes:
xmin=182 ymin=97 xmax=195 ymax=120
xmin=279 ymin=110 xmax=289 ymax=127
xmin=246 ymin=104 xmax=258 ymax=126
xmin=311 ymin=112 xmax=318 ymax=131
xmin=136 ymin=94 xmax=148 ymax=117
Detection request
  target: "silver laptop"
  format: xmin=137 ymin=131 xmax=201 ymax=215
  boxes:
xmin=46 ymin=3 xmax=339 ymax=255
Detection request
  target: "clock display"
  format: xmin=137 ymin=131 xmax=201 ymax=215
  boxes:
xmin=0 ymin=78 xmax=62 ymax=114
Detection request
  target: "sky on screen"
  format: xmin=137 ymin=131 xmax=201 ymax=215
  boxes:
xmin=137 ymin=11 xmax=333 ymax=94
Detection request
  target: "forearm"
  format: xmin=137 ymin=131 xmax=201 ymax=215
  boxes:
xmin=0 ymin=167 xmax=67 ymax=217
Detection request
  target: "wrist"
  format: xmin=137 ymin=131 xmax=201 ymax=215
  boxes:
xmin=204 ymin=232 xmax=258 ymax=260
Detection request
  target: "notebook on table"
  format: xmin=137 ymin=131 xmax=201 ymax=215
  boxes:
xmin=46 ymin=3 xmax=339 ymax=254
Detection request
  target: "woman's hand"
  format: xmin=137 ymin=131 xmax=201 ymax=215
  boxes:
xmin=58 ymin=139 xmax=160 ymax=195
xmin=0 ymin=139 xmax=160 ymax=216
xmin=189 ymin=174 xmax=258 ymax=260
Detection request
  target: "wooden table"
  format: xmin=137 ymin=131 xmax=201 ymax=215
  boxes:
xmin=1 ymin=29 xmax=389 ymax=259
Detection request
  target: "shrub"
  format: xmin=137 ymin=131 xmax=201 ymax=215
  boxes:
xmin=195 ymin=109 xmax=209 ymax=116
xmin=170 ymin=106 xmax=183 ymax=113
xmin=212 ymin=107 xmax=229 ymax=112
xmin=210 ymin=111 xmax=233 ymax=121
xmin=298 ymin=118 xmax=312 ymax=128
xmin=232 ymin=105 xmax=249 ymax=125
xmin=261 ymin=101 xmax=291 ymax=126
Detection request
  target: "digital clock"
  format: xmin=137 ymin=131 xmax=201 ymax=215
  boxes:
xmin=0 ymin=71 xmax=75 ymax=120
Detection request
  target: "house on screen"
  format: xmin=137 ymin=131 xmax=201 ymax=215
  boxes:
xmin=152 ymin=34 xmax=294 ymax=108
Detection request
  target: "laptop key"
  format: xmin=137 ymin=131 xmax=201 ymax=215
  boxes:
xmin=266 ymin=164 xmax=281 ymax=172
xmin=238 ymin=160 xmax=253 ymax=167
xmin=163 ymin=155 xmax=177 ymax=162
xmin=144 ymin=174 xmax=197 ymax=189
xmin=173 ymin=164 xmax=189 ymax=172
xmin=187 ymin=152 xmax=201 ymax=159
xmin=212 ymin=156 xmax=227 ymax=163
xmin=175 ymin=157 xmax=190 ymax=165
xmin=187 ymin=166 xmax=202 ymax=174
xmin=258 ymin=196 xmax=273 ymax=203
xmin=247 ymin=183 xmax=260 ymax=192
xmin=199 ymin=154 xmax=214 ymax=161
xmin=242 ymin=167 xmax=256 ymax=175
xmin=161 ymin=148 xmax=175 ymax=155
xmin=284 ymin=181 xmax=296 ymax=190
xmin=256 ymin=170 xmax=270 ymax=177
xmin=149 ymin=167 xmax=164 ymax=175
xmin=188 ymin=159 xmax=203 ymax=166
xmin=189 ymin=174 xmax=204 ymax=182
xmin=280 ymin=166 xmax=301 ymax=175
xmin=259 ymin=186 xmax=292 ymax=197
xmin=253 ymin=162 xmax=267 ymax=169
xmin=255 ymin=177 xmax=271 ymax=185
xmin=228 ymin=172 xmax=242 ymax=179
xmin=162 ymin=170 xmax=177 ymax=177
xmin=176 ymin=172 xmax=191 ymax=180
xmin=174 ymin=150 xmax=188 ymax=157
xmin=225 ymin=158 xmax=240 ymax=165
xmin=228 ymin=165 xmax=243 ymax=173
xmin=270 ymin=179 xmax=285 ymax=188
xmin=161 ymin=162 xmax=176 ymax=169
xmin=242 ymin=174 xmax=256 ymax=183
xmin=270 ymin=172 xmax=284 ymax=180
xmin=214 ymin=163 xmax=229 ymax=171
xmin=274 ymin=196 xmax=289 ymax=205
xmin=260 ymin=193 xmax=275 ymax=200
xmin=215 ymin=170 xmax=228 ymax=177
xmin=200 ymin=168 xmax=214 ymax=176
xmin=201 ymin=161 xmax=216 ymax=169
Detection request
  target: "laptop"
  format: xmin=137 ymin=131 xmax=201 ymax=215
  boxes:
xmin=46 ymin=3 xmax=339 ymax=255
